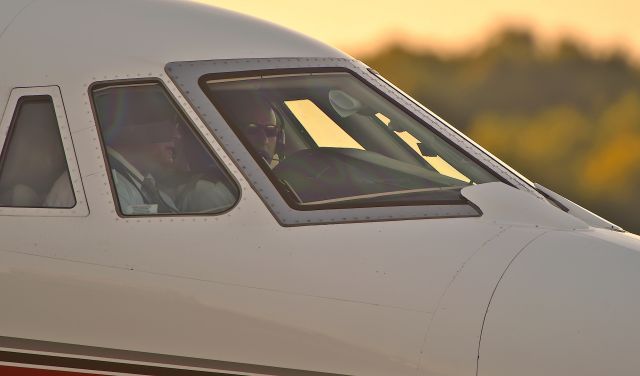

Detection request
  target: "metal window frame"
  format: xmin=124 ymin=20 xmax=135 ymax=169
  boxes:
xmin=0 ymin=86 xmax=89 ymax=217
xmin=165 ymin=58 xmax=538 ymax=226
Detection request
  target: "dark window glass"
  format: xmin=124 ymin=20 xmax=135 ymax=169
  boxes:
xmin=0 ymin=96 xmax=75 ymax=208
xmin=202 ymin=72 xmax=498 ymax=209
xmin=92 ymin=82 xmax=239 ymax=216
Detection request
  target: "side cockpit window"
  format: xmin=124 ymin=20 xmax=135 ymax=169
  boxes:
xmin=0 ymin=96 xmax=76 ymax=208
xmin=91 ymin=81 xmax=239 ymax=216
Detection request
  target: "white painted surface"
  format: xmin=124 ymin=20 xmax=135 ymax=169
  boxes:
xmin=419 ymin=225 xmax=547 ymax=376
xmin=0 ymin=1 xmax=637 ymax=375
xmin=0 ymin=211 xmax=512 ymax=374
xmin=0 ymin=0 xmax=30 ymax=40
xmin=461 ymin=182 xmax=587 ymax=230
xmin=479 ymin=229 xmax=640 ymax=376
xmin=535 ymin=183 xmax=624 ymax=231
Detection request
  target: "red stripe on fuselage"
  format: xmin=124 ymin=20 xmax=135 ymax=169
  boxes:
xmin=0 ymin=365 xmax=104 ymax=376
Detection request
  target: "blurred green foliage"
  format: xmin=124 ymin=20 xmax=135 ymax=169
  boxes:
xmin=362 ymin=29 xmax=640 ymax=233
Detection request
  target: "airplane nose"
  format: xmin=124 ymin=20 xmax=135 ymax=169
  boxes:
xmin=478 ymin=229 xmax=640 ymax=376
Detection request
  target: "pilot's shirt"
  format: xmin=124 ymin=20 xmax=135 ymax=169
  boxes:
xmin=107 ymin=148 xmax=235 ymax=215
xmin=112 ymin=168 xmax=153 ymax=215
xmin=108 ymin=148 xmax=177 ymax=215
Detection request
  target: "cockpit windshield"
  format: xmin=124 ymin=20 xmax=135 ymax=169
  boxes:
xmin=202 ymin=71 xmax=499 ymax=208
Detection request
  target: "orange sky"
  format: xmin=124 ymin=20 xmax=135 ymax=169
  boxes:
xmin=193 ymin=0 xmax=640 ymax=59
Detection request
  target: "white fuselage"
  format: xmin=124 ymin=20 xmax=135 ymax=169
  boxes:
xmin=1 ymin=1 xmax=639 ymax=376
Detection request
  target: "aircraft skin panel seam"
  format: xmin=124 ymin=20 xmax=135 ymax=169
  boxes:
xmin=0 ymin=0 xmax=37 ymax=128
xmin=0 ymin=342 xmax=347 ymax=376
xmin=56 ymin=85 xmax=90 ymax=215
xmin=416 ymin=225 xmax=512 ymax=371
xmin=0 ymin=247 xmax=431 ymax=313
xmin=0 ymin=0 xmax=36 ymax=43
xmin=474 ymin=230 xmax=553 ymax=376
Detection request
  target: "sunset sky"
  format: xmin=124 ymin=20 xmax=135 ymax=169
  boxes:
xmin=194 ymin=0 xmax=639 ymax=59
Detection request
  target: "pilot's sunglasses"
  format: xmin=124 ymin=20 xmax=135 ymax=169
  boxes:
xmin=245 ymin=123 xmax=280 ymax=138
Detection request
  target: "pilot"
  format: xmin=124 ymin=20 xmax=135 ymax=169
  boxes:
xmin=105 ymin=120 xmax=178 ymax=214
xmin=235 ymin=100 xmax=283 ymax=167
xmin=106 ymin=119 xmax=234 ymax=215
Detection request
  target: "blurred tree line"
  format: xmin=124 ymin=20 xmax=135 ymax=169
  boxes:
xmin=362 ymin=29 xmax=640 ymax=233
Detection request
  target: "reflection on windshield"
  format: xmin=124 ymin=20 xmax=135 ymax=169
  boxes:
xmin=286 ymin=99 xmax=364 ymax=150
xmin=203 ymin=72 xmax=499 ymax=207
xmin=374 ymin=112 xmax=470 ymax=182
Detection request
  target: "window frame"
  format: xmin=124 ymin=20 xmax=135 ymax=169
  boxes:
xmin=0 ymin=86 xmax=88 ymax=217
xmin=166 ymin=58 xmax=545 ymax=225
xmin=88 ymin=78 xmax=241 ymax=218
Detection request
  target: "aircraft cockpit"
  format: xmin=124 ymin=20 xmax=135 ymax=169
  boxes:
xmin=201 ymin=70 xmax=499 ymax=209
